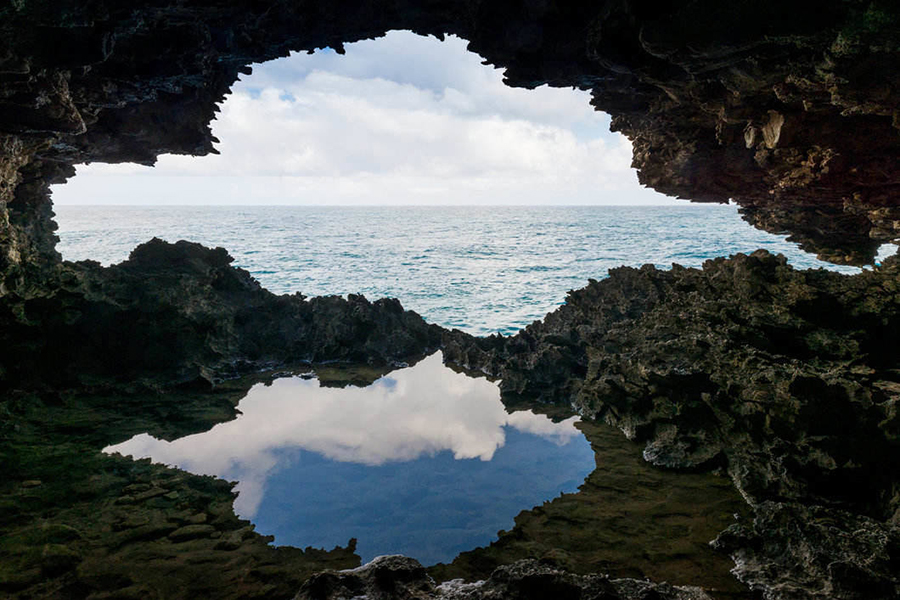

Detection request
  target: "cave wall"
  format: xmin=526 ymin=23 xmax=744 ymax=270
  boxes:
xmin=2 ymin=4 xmax=900 ymax=597
xmin=0 ymin=0 xmax=898 ymax=287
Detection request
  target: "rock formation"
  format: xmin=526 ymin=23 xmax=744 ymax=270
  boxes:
xmin=1 ymin=0 xmax=899 ymax=277
xmin=1 ymin=237 xmax=442 ymax=389
xmin=2 ymin=1 xmax=900 ymax=600
xmin=295 ymin=555 xmax=715 ymax=600
xmin=443 ymin=250 xmax=900 ymax=598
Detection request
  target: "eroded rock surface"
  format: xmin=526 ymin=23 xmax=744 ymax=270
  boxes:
xmin=296 ymin=555 xmax=715 ymax=600
xmin=0 ymin=237 xmax=441 ymax=389
xmin=443 ymin=250 xmax=900 ymax=598
xmin=1 ymin=2 xmax=900 ymax=599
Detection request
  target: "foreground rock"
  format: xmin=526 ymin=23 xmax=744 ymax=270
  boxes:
xmin=296 ymin=556 xmax=713 ymax=600
xmin=443 ymin=250 xmax=900 ymax=598
xmin=3 ymin=246 xmax=899 ymax=599
xmin=0 ymin=379 xmax=364 ymax=599
xmin=0 ymin=237 xmax=441 ymax=389
xmin=713 ymin=502 xmax=900 ymax=600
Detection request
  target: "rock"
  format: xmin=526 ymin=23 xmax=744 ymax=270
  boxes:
xmin=85 ymin=585 xmax=157 ymax=600
xmin=132 ymin=487 xmax=168 ymax=502
xmin=0 ymin=0 xmax=898 ymax=288
xmin=296 ymin=555 xmax=432 ymax=600
xmin=1 ymin=238 xmax=443 ymax=388
xmin=114 ymin=522 xmax=179 ymax=546
xmin=0 ymin=3 xmax=899 ymax=599
xmin=713 ymin=502 xmax=900 ymax=600
xmin=761 ymin=111 xmax=785 ymax=149
xmin=297 ymin=557 xmax=714 ymax=600
xmin=168 ymin=524 xmax=217 ymax=542
xmin=443 ymin=249 xmax=900 ymax=598
xmin=40 ymin=544 xmax=82 ymax=577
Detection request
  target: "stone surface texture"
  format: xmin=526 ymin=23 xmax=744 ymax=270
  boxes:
xmin=295 ymin=555 xmax=715 ymax=600
xmin=2 ymin=2 xmax=900 ymax=600
xmin=443 ymin=250 xmax=900 ymax=598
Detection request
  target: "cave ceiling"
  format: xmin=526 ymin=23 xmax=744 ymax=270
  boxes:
xmin=0 ymin=0 xmax=898 ymax=266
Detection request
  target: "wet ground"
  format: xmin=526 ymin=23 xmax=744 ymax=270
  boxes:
xmin=106 ymin=354 xmax=596 ymax=565
xmin=0 ymin=355 xmax=752 ymax=599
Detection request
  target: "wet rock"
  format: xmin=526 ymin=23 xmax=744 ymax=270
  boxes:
xmin=1 ymin=238 xmax=443 ymax=389
xmin=444 ymin=249 xmax=900 ymax=598
xmin=299 ymin=557 xmax=714 ymax=600
xmin=168 ymin=524 xmax=217 ymax=542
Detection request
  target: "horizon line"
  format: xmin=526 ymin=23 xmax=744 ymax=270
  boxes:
xmin=53 ymin=202 xmax=731 ymax=208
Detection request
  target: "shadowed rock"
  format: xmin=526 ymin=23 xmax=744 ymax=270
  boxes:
xmin=1 ymin=2 xmax=900 ymax=599
xmin=296 ymin=556 xmax=715 ymax=600
xmin=0 ymin=237 xmax=442 ymax=389
xmin=443 ymin=250 xmax=900 ymax=598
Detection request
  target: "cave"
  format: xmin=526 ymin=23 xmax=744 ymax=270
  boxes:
xmin=1 ymin=1 xmax=899 ymax=599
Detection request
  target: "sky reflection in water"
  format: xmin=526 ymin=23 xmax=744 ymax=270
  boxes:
xmin=106 ymin=353 xmax=595 ymax=564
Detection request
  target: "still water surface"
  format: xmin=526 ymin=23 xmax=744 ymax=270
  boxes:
xmin=106 ymin=353 xmax=595 ymax=565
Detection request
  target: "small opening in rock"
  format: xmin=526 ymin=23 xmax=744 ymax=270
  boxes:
xmin=874 ymin=242 xmax=897 ymax=265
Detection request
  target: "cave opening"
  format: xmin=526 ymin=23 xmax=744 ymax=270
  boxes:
xmin=5 ymin=3 xmax=900 ymax=598
xmin=50 ymin=30 xmax=871 ymax=337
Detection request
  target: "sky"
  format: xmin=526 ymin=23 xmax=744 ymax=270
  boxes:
xmin=53 ymin=30 xmax=678 ymax=206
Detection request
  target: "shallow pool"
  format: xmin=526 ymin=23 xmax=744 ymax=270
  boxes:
xmin=105 ymin=352 xmax=596 ymax=565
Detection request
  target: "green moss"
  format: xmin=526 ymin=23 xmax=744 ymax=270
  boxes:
xmin=0 ymin=379 xmax=361 ymax=600
xmin=429 ymin=421 xmax=751 ymax=597
xmin=833 ymin=1 xmax=900 ymax=55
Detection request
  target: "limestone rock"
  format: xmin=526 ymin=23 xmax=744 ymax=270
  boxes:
xmin=443 ymin=249 xmax=900 ymax=598
xmin=0 ymin=0 xmax=899 ymax=272
xmin=296 ymin=556 xmax=714 ymax=600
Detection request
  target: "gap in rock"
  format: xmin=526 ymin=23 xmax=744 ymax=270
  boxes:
xmin=51 ymin=31 xmax=865 ymax=337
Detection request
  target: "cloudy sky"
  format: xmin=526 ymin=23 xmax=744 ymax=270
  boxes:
xmin=54 ymin=31 xmax=676 ymax=206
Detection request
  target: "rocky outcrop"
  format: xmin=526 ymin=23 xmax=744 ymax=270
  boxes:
xmin=296 ymin=555 xmax=714 ymax=600
xmin=442 ymin=250 xmax=900 ymax=598
xmin=0 ymin=237 xmax=442 ymax=389
xmin=1 ymin=2 xmax=900 ymax=599
xmin=0 ymin=0 xmax=899 ymax=274
xmin=713 ymin=502 xmax=900 ymax=600
xmin=0 ymin=379 xmax=364 ymax=600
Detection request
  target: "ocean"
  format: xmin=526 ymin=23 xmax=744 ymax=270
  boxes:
xmin=55 ymin=204 xmax=863 ymax=336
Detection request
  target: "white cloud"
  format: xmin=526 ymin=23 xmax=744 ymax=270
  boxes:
xmin=105 ymin=353 xmax=583 ymax=517
xmin=55 ymin=31 xmax=674 ymax=205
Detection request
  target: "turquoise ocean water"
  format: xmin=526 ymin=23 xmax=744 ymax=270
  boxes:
xmin=56 ymin=204 xmax=866 ymax=336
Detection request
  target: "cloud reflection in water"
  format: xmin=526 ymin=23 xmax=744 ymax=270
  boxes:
xmin=106 ymin=352 xmax=594 ymax=564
